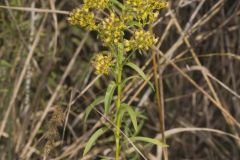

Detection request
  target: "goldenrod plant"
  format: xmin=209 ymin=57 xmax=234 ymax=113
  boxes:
xmin=0 ymin=1 xmax=239 ymax=160
xmin=68 ymin=0 xmax=168 ymax=159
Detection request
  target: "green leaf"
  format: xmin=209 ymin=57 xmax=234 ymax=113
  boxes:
xmin=0 ymin=60 xmax=11 ymax=68
xmin=121 ymin=103 xmax=138 ymax=132
xmin=121 ymin=75 xmax=139 ymax=88
xmin=83 ymin=127 xmax=108 ymax=156
xmin=110 ymin=0 xmax=125 ymax=10
xmin=125 ymin=62 xmax=154 ymax=90
xmin=118 ymin=107 xmax=125 ymax=124
xmin=128 ymin=21 xmax=143 ymax=28
xmin=84 ymin=96 xmax=104 ymax=123
xmin=130 ymin=136 xmax=168 ymax=147
xmin=104 ymin=81 xmax=116 ymax=114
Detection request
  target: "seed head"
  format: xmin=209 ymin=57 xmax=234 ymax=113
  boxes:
xmin=44 ymin=106 xmax=65 ymax=156
xmin=51 ymin=107 xmax=65 ymax=126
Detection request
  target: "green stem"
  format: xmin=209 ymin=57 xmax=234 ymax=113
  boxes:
xmin=115 ymin=47 xmax=123 ymax=160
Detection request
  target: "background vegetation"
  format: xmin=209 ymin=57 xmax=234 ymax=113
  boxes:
xmin=0 ymin=0 xmax=240 ymax=159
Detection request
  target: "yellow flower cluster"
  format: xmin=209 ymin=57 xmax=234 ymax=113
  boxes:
xmin=125 ymin=0 xmax=168 ymax=23
xmin=68 ymin=0 xmax=110 ymax=30
xmin=68 ymin=7 xmax=96 ymax=30
xmin=92 ymin=53 xmax=113 ymax=74
xmin=99 ymin=13 xmax=125 ymax=46
xmin=125 ymin=30 xmax=158 ymax=51
xmin=151 ymin=1 xmax=168 ymax=10
xmin=83 ymin=0 xmax=109 ymax=9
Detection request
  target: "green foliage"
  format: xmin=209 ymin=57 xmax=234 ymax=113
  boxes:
xmin=130 ymin=136 xmax=168 ymax=147
xmin=127 ymin=21 xmax=143 ymax=28
xmin=121 ymin=75 xmax=139 ymax=88
xmin=109 ymin=0 xmax=125 ymax=10
xmin=119 ymin=103 xmax=138 ymax=132
xmin=0 ymin=60 xmax=11 ymax=68
xmin=83 ymin=127 xmax=108 ymax=156
xmin=125 ymin=62 xmax=154 ymax=90
xmin=84 ymin=96 xmax=104 ymax=123
xmin=104 ymin=81 xmax=116 ymax=114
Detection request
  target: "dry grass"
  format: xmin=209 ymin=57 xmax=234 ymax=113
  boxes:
xmin=0 ymin=0 xmax=240 ymax=159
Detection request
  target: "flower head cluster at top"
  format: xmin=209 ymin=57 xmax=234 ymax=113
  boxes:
xmin=68 ymin=0 xmax=109 ymax=30
xmin=68 ymin=0 xmax=167 ymax=74
xmin=125 ymin=0 xmax=168 ymax=23
xmin=99 ymin=13 xmax=126 ymax=46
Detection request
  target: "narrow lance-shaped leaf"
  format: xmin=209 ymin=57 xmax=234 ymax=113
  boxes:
xmin=110 ymin=0 xmax=125 ymax=10
xmin=121 ymin=103 xmax=138 ymax=132
xmin=84 ymin=96 xmax=104 ymax=123
xmin=128 ymin=21 xmax=143 ymax=28
xmin=83 ymin=127 xmax=108 ymax=156
xmin=130 ymin=136 xmax=168 ymax=147
xmin=0 ymin=60 xmax=11 ymax=68
xmin=104 ymin=81 xmax=116 ymax=114
xmin=121 ymin=75 xmax=139 ymax=88
xmin=125 ymin=62 xmax=154 ymax=90
xmin=118 ymin=107 xmax=126 ymax=124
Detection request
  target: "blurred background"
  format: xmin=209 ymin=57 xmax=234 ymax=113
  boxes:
xmin=0 ymin=0 xmax=240 ymax=159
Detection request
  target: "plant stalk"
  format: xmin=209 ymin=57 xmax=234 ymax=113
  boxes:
xmin=152 ymin=51 xmax=168 ymax=160
xmin=115 ymin=48 xmax=123 ymax=160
